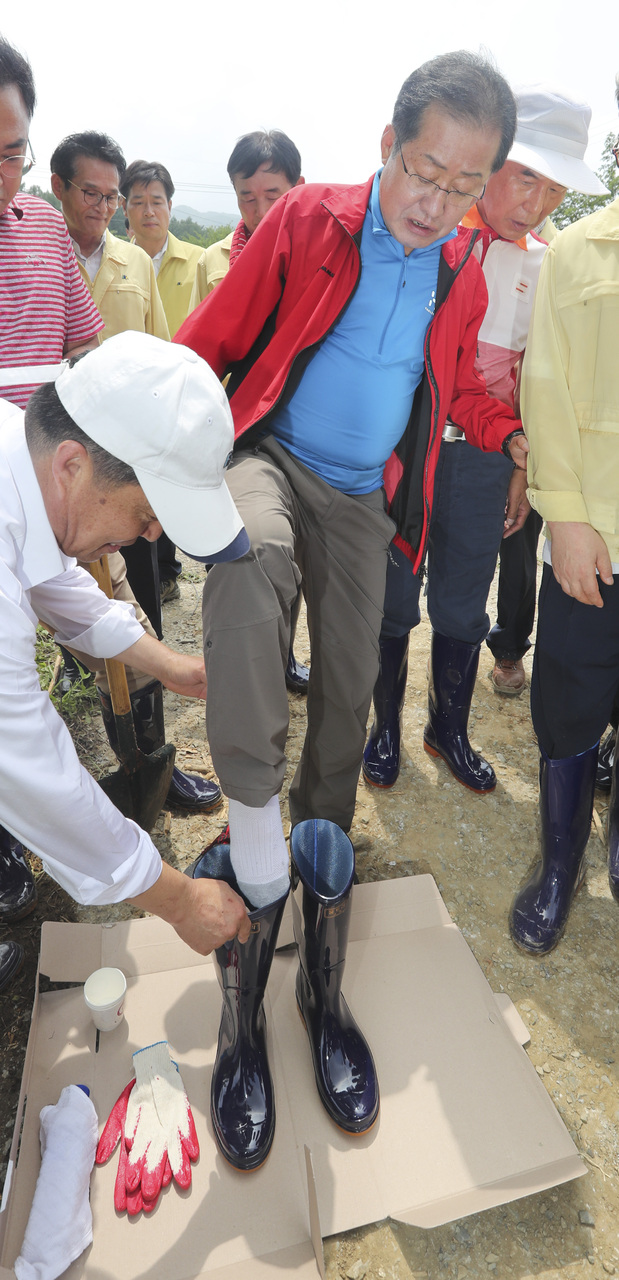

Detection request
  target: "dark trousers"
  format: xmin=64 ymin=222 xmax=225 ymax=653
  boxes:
xmin=157 ymin=531 xmax=182 ymax=583
xmin=532 ymin=564 xmax=619 ymax=758
xmin=122 ymin=539 xmax=163 ymax=641
xmin=486 ymin=509 xmax=543 ymax=660
xmin=381 ymin=439 xmax=513 ymax=643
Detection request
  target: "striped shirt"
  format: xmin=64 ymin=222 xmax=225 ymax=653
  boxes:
xmin=0 ymin=194 xmax=104 ymax=408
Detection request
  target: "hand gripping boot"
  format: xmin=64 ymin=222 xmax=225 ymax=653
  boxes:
xmin=509 ymin=744 xmax=598 ymax=954
xmin=423 ymin=632 xmax=496 ymax=793
xmin=188 ymin=834 xmax=288 ymax=1170
xmin=99 ymin=680 xmax=222 ymax=813
xmin=0 ymin=825 xmax=37 ymax=923
xmin=362 ymin=634 xmax=409 ymax=788
xmin=290 ymin=819 xmax=379 ymax=1134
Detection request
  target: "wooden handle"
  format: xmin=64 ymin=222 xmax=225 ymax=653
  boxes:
xmin=88 ymin=556 xmax=132 ymax=718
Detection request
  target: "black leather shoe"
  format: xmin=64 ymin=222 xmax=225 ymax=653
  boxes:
xmin=0 ymin=826 xmax=37 ymax=923
xmin=167 ymin=767 xmax=222 ymax=813
xmin=0 ymin=941 xmax=24 ymax=993
xmin=285 ymin=649 xmax=310 ymax=694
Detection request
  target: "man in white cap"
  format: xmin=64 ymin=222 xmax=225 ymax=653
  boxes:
xmin=363 ymin=86 xmax=606 ymax=795
xmin=508 ymin=76 xmax=619 ymax=954
xmin=0 ymin=331 xmax=250 ymax=993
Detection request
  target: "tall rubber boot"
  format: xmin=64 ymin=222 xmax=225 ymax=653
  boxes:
xmin=99 ymin=680 xmax=222 ymax=813
xmin=423 ymin=631 xmax=496 ymax=793
xmin=509 ymin=744 xmax=598 ymax=954
xmin=187 ymin=834 xmax=288 ymax=1170
xmin=286 ymin=589 xmax=310 ymax=694
xmin=362 ymin=634 xmax=409 ymax=788
xmin=291 ymin=819 xmax=379 ymax=1134
xmin=606 ymin=738 xmax=619 ymax=902
xmin=0 ymin=825 xmax=37 ymax=923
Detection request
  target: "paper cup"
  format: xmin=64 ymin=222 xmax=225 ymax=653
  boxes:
xmin=84 ymin=967 xmax=127 ymax=1032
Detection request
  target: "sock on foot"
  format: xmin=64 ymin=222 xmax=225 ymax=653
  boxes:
xmin=228 ymin=795 xmax=289 ymax=908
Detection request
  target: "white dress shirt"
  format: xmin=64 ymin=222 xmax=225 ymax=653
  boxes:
xmin=0 ymin=402 xmax=163 ymax=904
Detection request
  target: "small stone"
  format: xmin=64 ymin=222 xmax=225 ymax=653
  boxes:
xmin=453 ymin=1225 xmax=472 ymax=1245
xmin=536 ymin=1065 xmax=545 ymax=1077
xmin=579 ymin=1210 xmax=595 ymax=1227
xmin=346 ymin=1262 xmax=368 ymax=1280
xmin=485 ymin=1254 xmax=500 ymax=1264
xmin=602 ymin=1263 xmax=615 ymax=1274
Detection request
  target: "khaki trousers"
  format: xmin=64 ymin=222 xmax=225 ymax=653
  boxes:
xmin=202 ymin=438 xmax=395 ymax=832
xmin=68 ymin=552 xmax=156 ymax=695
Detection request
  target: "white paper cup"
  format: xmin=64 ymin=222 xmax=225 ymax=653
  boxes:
xmin=84 ymin=967 xmax=127 ymax=1032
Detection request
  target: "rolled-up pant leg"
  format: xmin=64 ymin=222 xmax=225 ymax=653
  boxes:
xmin=203 ymin=447 xmax=301 ymax=808
xmin=66 ymin=551 xmax=157 ymax=695
xmin=203 ymin=439 xmax=394 ymax=831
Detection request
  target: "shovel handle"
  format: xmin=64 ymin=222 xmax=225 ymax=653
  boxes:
xmin=88 ymin=557 xmax=132 ymax=719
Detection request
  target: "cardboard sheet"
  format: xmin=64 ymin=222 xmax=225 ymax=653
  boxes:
xmin=0 ymin=874 xmax=585 ymax=1279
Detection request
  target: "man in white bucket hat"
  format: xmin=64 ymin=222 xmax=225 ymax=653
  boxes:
xmin=0 ymin=331 xmax=250 ymax=991
xmin=364 ymin=85 xmax=607 ymax=797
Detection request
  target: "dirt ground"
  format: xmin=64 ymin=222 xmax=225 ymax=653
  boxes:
xmin=2 ymin=557 xmax=619 ymax=1280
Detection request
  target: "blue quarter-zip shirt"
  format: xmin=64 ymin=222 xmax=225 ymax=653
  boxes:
xmin=270 ymin=171 xmax=456 ymax=494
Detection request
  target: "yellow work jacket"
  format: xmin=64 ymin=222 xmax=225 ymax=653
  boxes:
xmin=189 ymin=232 xmax=233 ymax=311
xmin=156 ymin=232 xmax=204 ymax=337
xmin=77 ymin=231 xmax=169 ymax=342
xmin=522 ymin=198 xmax=619 ymax=561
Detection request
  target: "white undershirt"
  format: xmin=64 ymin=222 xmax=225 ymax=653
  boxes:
xmin=71 ymin=233 xmax=106 ymax=283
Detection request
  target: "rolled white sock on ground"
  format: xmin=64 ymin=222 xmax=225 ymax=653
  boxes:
xmin=228 ymin=794 xmax=290 ymax=908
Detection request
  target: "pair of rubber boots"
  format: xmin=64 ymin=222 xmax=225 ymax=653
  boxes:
xmin=99 ymin=679 xmax=221 ymax=813
xmin=189 ymin=819 xmax=378 ymax=1170
xmin=363 ymin=631 xmax=495 ymax=793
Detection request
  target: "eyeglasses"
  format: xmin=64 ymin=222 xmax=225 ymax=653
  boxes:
xmin=398 ymin=143 xmax=486 ymax=209
xmin=0 ymin=138 xmax=36 ymax=181
xmin=66 ymin=178 xmax=119 ymax=210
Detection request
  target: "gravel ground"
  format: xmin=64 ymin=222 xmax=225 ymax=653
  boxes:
xmin=2 ymin=557 xmax=619 ymax=1280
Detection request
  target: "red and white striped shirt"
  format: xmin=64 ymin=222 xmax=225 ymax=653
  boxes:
xmin=0 ymin=193 xmax=104 ymax=408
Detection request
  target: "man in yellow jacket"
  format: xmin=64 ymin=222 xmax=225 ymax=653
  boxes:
xmin=50 ymin=131 xmax=221 ymax=815
xmin=121 ymin=159 xmax=203 ymax=339
xmin=510 ymin=104 xmax=619 ymax=954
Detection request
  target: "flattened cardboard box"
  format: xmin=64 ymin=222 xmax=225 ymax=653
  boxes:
xmin=0 ymin=875 xmax=585 ymax=1279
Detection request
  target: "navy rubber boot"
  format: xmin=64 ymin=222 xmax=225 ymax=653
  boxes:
xmin=99 ymin=681 xmax=222 ymax=813
xmin=188 ymin=834 xmax=288 ymax=1171
xmin=606 ymin=739 xmax=619 ymax=902
xmin=0 ymin=941 xmax=24 ymax=992
xmin=285 ymin=590 xmax=310 ymax=694
xmin=362 ymin=635 xmax=409 ymax=788
xmin=291 ymin=819 xmax=379 ymax=1134
xmin=510 ymin=744 xmax=598 ymax=954
xmin=0 ymin=825 xmax=37 ymax=923
xmin=597 ymin=728 xmax=616 ymax=793
xmin=423 ymin=632 xmax=496 ymax=793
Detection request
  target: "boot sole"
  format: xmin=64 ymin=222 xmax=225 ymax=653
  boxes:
xmin=296 ymin=1002 xmax=380 ymax=1136
xmin=166 ymin=794 xmax=224 ymax=814
xmin=362 ymin=769 xmax=398 ymax=790
xmin=423 ymin=742 xmax=496 ymax=795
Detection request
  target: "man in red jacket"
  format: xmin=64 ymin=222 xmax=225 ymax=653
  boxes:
xmin=175 ymin=51 xmax=527 ymax=1170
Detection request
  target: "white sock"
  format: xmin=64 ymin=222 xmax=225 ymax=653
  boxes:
xmin=228 ymin=795 xmax=290 ymax=908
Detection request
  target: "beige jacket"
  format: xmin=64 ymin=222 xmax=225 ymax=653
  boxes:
xmin=522 ymin=198 xmax=619 ymax=561
xmin=157 ymin=231 xmax=204 ymax=337
xmin=189 ymin=232 xmax=233 ymax=311
xmin=77 ymin=231 xmax=169 ymax=342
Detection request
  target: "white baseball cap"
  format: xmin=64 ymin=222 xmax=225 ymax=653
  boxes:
xmin=55 ymin=332 xmax=249 ymax=563
xmin=509 ymin=86 xmax=608 ymax=196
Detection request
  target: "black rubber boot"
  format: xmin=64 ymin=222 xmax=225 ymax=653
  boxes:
xmin=362 ymin=634 xmax=409 ymax=788
xmin=510 ymin=744 xmax=598 ymax=954
xmin=291 ymin=819 xmax=379 ymax=1134
xmin=0 ymin=825 xmax=37 ymax=923
xmin=58 ymin=646 xmax=93 ymax=694
xmin=285 ymin=590 xmax=310 ymax=694
xmin=423 ymin=631 xmax=496 ymax=793
xmin=0 ymin=941 xmax=24 ymax=992
xmin=187 ymin=834 xmax=288 ymax=1170
xmin=99 ymin=680 xmax=222 ymax=813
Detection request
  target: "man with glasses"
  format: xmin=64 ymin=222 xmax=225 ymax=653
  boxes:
xmin=173 ymin=52 xmax=527 ymax=1169
xmin=0 ymin=38 xmax=103 ymax=959
xmin=51 ymin=132 xmax=168 ymax=343
xmin=363 ymin=88 xmax=605 ymax=795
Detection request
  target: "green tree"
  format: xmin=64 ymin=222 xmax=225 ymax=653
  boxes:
xmin=553 ymin=132 xmax=618 ymax=230
xmin=22 ymin=184 xmax=61 ymax=210
xmin=169 ymin=216 xmax=234 ymax=248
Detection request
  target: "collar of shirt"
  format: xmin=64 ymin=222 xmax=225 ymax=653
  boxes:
xmin=370 ymin=169 xmax=457 ymax=256
xmin=1 ymin=411 xmax=70 ymax=587
xmin=151 ymin=235 xmax=169 ymax=278
xmin=71 ymin=232 xmax=107 ymax=282
xmin=462 ymin=204 xmax=528 ymax=253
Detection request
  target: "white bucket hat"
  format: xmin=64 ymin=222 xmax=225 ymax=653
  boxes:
xmin=509 ymin=86 xmax=608 ymax=196
xmin=54 ymin=331 xmax=249 ymax=563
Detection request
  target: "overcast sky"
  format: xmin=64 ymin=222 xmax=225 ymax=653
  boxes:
xmin=6 ymin=0 xmax=618 ymax=218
